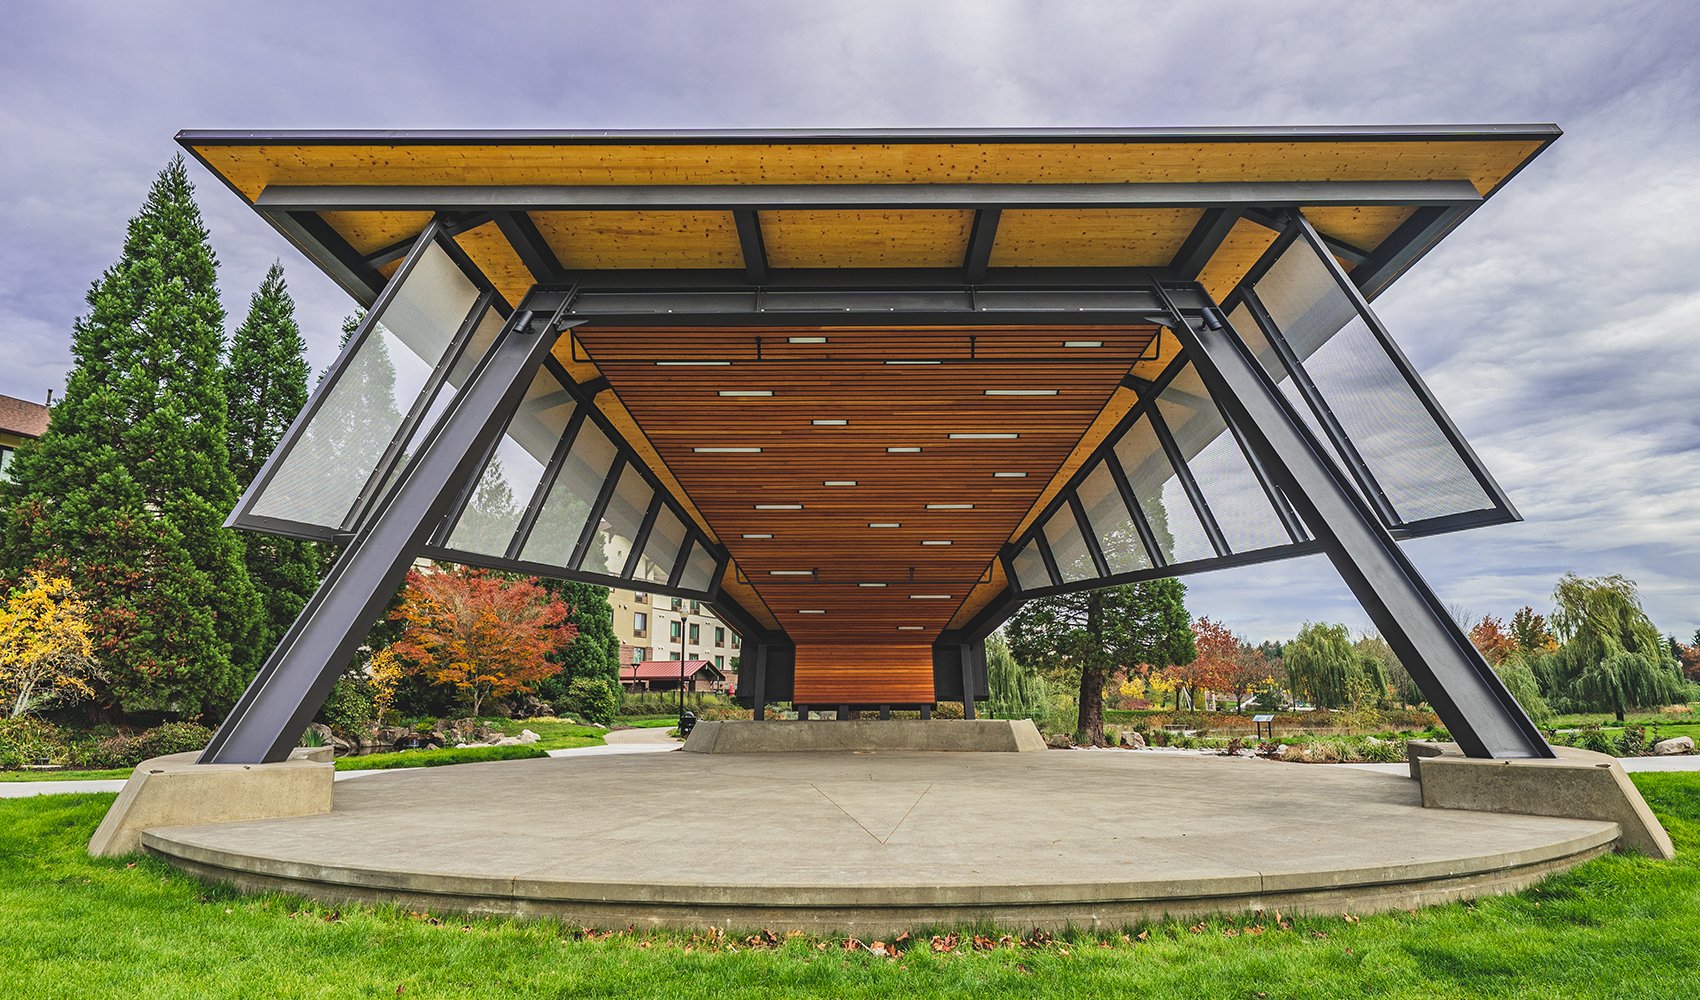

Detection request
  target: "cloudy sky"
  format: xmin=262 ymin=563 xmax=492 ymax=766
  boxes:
xmin=2 ymin=1 xmax=1695 ymax=642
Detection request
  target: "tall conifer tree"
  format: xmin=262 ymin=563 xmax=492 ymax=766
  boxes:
xmin=225 ymin=262 xmax=321 ymax=654
xmin=0 ymin=156 xmax=260 ymax=716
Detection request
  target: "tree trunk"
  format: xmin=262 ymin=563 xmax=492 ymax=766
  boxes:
xmin=1078 ymin=664 xmax=1105 ymax=746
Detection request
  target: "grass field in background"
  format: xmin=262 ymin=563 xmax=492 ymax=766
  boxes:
xmin=1 ymin=774 xmax=1695 ymax=998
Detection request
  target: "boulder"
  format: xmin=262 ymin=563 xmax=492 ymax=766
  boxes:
xmin=1118 ymin=730 xmax=1147 ymax=749
xmin=1653 ymin=736 xmax=1695 ymax=755
xmin=1045 ymin=733 xmax=1074 ymax=750
xmin=516 ymin=729 xmax=540 ymax=745
xmin=492 ymin=736 xmax=524 ymax=746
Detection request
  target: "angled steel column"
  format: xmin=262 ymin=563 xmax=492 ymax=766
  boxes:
xmin=201 ymin=298 xmax=568 ymax=764
xmin=1163 ymin=297 xmax=1552 ymax=759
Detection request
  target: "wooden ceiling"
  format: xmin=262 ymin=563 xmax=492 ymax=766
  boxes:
xmin=575 ymin=325 xmax=1157 ymax=643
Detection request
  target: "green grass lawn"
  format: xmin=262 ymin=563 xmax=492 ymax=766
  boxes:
xmin=1 ymin=775 xmax=1696 ymax=998
xmin=0 ymin=767 xmax=134 ymax=782
xmin=495 ymin=717 xmax=606 ymax=751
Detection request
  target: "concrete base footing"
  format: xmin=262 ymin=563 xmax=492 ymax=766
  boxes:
xmin=682 ymin=718 xmax=1047 ymax=753
xmin=88 ymin=746 xmax=334 ymax=857
xmin=1409 ymin=740 xmax=1675 ymax=860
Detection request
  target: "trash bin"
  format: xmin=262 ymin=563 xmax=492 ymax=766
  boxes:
xmin=679 ymin=711 xmax=698 ymax=738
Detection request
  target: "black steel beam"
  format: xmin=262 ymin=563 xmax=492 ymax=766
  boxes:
xmin=733 ymin=210 xmax=769 ymax=284
xmin=963 ymin=209 xmax=1002 ymax=283
xmin=201 ymin=299 xmax=567 ymax=764
xmin=1168 ymin=207 xmax=1241 ymax=279
xmin=1349 ymin=205 xmax=1461 ymax=299
xmin=261 ymin=209 xmax=387 ymax=303
xmin=254 ymin=179 xmax=1483 ymax=214
xmin=1164 ymin=300 xmax=1551 ymax=760
xmin=495 ymin=210 xmax=565 ymax=283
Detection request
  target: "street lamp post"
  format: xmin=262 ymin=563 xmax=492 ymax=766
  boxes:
xmin=678 ymin=607 xmax=688 ymax=727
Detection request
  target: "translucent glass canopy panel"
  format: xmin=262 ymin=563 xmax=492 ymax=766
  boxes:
xmin=235 ymin=231 xmax=495 ymax=536
xmin=1240 ymin=224 xmax=1505 ymax=528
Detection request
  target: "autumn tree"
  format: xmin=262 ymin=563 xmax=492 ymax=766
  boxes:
xmin=1006 ymin=580 xmax=1193 ymax=746
xmin=1468 ymin=615 xmax=1519 ymax=666
xmin=0 ymin=156 xmax=260 ymax=715
xmin=0 ymin=572 xmax=101 ymax=717
xmin=1175 ymin=617 xmax=1240 ymax=709
xmin=371 ymin=566 xmax=576 ymax=718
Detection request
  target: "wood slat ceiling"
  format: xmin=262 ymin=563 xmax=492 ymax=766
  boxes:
xmin=575 ymin=325 xmax=1155 ymax=643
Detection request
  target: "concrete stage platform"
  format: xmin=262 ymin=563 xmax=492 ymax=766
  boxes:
xmin=143 ymin=750 xmax=1619 ymax=934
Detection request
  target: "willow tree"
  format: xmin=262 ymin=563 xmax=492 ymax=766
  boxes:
xmin=1284 ymin=622 xmax=1358 ymax=710
xmin=1006 ymin=579 xmax=1193 ymax=746
xmin=1548 ymin=574 xmax=1684 ymax=721
xmin=985 ymin=633 xmax=1048 ymax=724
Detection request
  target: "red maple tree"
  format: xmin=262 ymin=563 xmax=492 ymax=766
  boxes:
xmin=1468 ymin=615 xmax=1519 ymax=665
xmin=378 ymin=565 xmax=576 ymax=717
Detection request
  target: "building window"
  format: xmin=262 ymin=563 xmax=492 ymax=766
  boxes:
xmin=689 ymin=600 xmax=701 ymax=613
xmin=633 ymin=611 xmax=647 ymax=636
xmin=670 ymin=650 xmax=681 ymax=661
xmin=715 ymin=655 xmax=724 ymax=668
xmin=634 ymin=592 xmax=649 ymax=603
xmin=671 ymin=597 xmax=682 ymax=610
xmin=669 ymin=620 xmax=681 ymax=640
xmin=0 ymin=445 xmax=13 ymax=483
xmin=689 ymin=623 xmax=700 ymax=643
xmin=714 ymin=627 xmax=725 ymax=646
xmin=731 ymin=633 xmax=741 ymax=648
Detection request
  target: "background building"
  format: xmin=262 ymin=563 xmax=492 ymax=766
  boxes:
xmin=610 ymin=588 xmax=741 ymax=688
xmin=0 ymin=392 xmax=51 ymax=482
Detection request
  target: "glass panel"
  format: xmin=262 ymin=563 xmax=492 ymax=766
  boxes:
xmin=446 ymin=370 xmax=576 ymax=557
xmin=247 ymin=240 xmax=482 ymax=529
xmin=519 ymin=419 xmax=617 ymax=567
xmin=1042 ymin=506 xmax=1095 ymax=583
xmin=1253 ymin=237 xmax=1493 ymax=523
xmin=1112 ymin=419 xmax=1214 ymax=564
xmin=678 ymin=540 xmax=718 ymax=593
xmin=1011 ymin=538 xmax=1050 ymax=591
xmin=1228 ymin=301 xmax=1356 ymax=494
xmin=580 ymin=464 xmax=652 ymax=577
xmin=637 ymin=506 xmax=688 ymax=584
xmin=1155 ymin=365 xmax=1288 ymax=553
xmin=1079 ymin=460 xmax=1152 ymax=575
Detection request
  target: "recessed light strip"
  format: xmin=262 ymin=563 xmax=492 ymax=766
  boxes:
xmin=741 ymin=533 xmax=772 ymax=539
xmin=824 ymin=480 xmax=857 ymax=487
xmin=694 ymin=446 xmax=761 ymax=453
xmin=657 ymin=360 xmax=731 ymax=366
xmin=993 ymin=471 xmax=1028 ymax=478
xmin=910 ymin=594 xmax=954 ymax=599
xmin=754 ymin=504 xmax=803 ymax=510
xmin=886 ymin=447 xmax=921 ymax=453
xmin=949 ymin=433 xmax=1019 ymax=440
xmin=1063 ymin=340 xmax=1104 ymax=348
xmin=984 ymin=389 xmax=1058 ymax=396
xmin=926 ymin=503 xmax=973 ymax=510
xmin=718 ymin=390 xmax=773 ymax=397
xmin=811 ymin=419 xmax=848 ymax=426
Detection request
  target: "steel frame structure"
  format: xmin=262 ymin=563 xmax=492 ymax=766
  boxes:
xmin=189 ymin=126 xmax=1560 ymax=764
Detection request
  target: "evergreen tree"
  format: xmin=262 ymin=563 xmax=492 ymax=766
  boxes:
xmin=1006 ymin=579 xmax=1194 ymax=746
xmin=225 ymin=262 xmax=322 ymax=655
xmin=0 ymin=156 xmax=260 ymax=716
xmin=538 ymin=580 xmax=622 ymax=723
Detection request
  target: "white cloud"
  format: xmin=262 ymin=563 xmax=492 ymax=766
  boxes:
xmin=0 ymin=0 xmax=1694 ymax=637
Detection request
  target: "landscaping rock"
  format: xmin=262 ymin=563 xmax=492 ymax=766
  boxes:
xmin=1045 ymin=733 xmax=1074 ymax=750
xmin=1119 ymin=730 xmax=1147 ymax=749
xmin=1653 ymin=736 xmax=1695 ymax=755
xmin=492 ymin=737 xmax=524 ymax=747
xmin=306 ymin=723 xmax=354 ymax=754
xmin=515 ymin=729 xmax=540 ymax=745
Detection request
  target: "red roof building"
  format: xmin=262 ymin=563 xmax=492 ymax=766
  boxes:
xmin=621 ymin=659 xmax=727 ymax=694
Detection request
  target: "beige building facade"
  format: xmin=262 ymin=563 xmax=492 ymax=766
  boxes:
xmin=609 ymin=588 xmax=742 ymax=681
